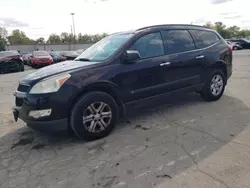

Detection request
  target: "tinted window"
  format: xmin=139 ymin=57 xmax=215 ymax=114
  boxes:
xmin=190 ymin=30 xmax=220 ymax=49
xmin=163 ymin=30 xmax=195 ymax=54
xmin=129 ymin=32 xmax=164 ymax=59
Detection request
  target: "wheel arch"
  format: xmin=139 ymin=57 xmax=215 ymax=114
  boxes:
xmin=69 ymin=81 xmax=125 ymax=119
xmin=211 ymin=60 xmax=228 ymax=85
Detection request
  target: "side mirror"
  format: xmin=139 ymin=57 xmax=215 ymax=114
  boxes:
xmin=123 ymin=50 xmax=140 ymax=64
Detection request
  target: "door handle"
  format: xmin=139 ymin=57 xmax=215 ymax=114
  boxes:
xmin=160 ymin=62 xmax=171 ymax=66
xmin=196 ymin=55 xmax=204 ymax=59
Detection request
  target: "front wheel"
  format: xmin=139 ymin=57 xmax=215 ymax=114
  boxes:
xmin=70 ymin=92 xmax=119 ymax=141
xmin=233 ymin=46 xmax=238 ymax=50
xmin=200 ymin=69 xmax=226 ymax=101
xmin=19 ymin=63 xmax=24 ymax=72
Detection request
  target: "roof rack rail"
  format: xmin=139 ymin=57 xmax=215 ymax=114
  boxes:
xmin=136 ymin=24 xmax=207 ymax=31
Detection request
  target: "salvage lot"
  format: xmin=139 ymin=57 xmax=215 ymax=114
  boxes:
xmin=0 ymin=51 xmax=250 ymax=188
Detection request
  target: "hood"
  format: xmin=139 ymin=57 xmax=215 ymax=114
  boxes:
xmin=21 ymin=60 xmax=101 ymax=84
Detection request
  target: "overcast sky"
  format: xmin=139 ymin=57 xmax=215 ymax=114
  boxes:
xmin=0 ymin=0 xmax=250 ymax=39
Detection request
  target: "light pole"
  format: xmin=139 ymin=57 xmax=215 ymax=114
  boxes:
xmin=70 ymin=13 xmax=76 ymax=42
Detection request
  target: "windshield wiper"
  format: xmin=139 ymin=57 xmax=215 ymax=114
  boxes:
xmin=75 ymin=58 xmax=91 ymax=62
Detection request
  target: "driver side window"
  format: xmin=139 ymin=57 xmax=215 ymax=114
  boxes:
xmin=129 ymin=32 xmax=164 ymax=59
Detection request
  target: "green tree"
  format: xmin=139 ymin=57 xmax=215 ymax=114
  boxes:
xmin=77 ymin=33 xmax=92 ymax=43
xmin=7 ymin=29 xmax=34 ymax=44
xmin=47 ymin=34 xmax=61 ymax=44
xmin=204 ymin=22 xmax=215 ymax=29
xmin=60 ymin=32 xmax=74 ymax=43
xmin=36 ymin=37 xmax=45 ymax=44
xmin=0 ymin=27 xmax=8 ymax=51
xmin=77 ymin=33 xmax=108 ymax=43
xmin=227 ymin=26 xmax=240 ymax=37
xmin=237 ymin=30 xmax=250 ymax=38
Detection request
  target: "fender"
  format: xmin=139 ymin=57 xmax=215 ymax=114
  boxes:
xmin=207 ymin=59 xmax=228 ymax=84
xmin=69 ymin=80 xmax=126 ymax=117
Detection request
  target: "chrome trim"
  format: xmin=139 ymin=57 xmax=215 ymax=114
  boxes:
xmin=13 ymin=91 xmax=27 ymax=98
xmin=196 ymin=55 xmax=205 ymax=59
xmin=160 ymin=62 xmax=171 ymax=66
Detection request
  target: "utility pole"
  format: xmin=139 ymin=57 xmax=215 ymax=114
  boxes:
xmin=70 ymin=13 xmax=76 ymax=42
xmin=70 ymin=25 xmax=73 ymax=42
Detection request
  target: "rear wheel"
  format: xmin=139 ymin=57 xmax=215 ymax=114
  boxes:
xmin=233 ymin=46 xmax=238 ymax=50
xmin=200 ymin=69 xmax=226 ymax=101
xmin=70 ymin=92 xmax=119 ymax=141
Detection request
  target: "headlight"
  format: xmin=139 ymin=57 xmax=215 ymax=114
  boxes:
xmin=29 ymin=73 xmax=71 ymax=94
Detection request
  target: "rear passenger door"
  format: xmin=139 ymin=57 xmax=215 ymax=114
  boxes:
xmin=189 ymin=29 xmax=221 ymax=81
xmin=161 ymin=29 xmax=204 ymax=91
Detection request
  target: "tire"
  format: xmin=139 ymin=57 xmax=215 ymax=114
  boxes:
xmin=70 ymin=91 xmax=119 ymax=141
xmin=200 ymin=69 xmax=226 ymax=102
xmin=19 ymin=63 xmax=24 ymax=72
xmin=233 ymin=46 xmax=238 ymax=50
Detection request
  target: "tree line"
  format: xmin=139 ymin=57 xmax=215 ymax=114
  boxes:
xmin=204 ymin=22 xmax=250 ymax=39
xmin=1 ymin=21 xmax=250 ymax=50
xmin=0 ymin=27 xmax=108 ymax=48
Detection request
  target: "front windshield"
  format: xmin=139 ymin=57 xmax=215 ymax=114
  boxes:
xmin=33 ymin=51 xmax=49 ymax=56
xmin=75 ymin=33 xmax=134 ymax=61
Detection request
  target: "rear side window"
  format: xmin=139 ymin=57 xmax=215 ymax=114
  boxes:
xmin=190 ymin=30 xmax=220 ymax=49
xmin=129 ymin=32 xmax=164 ymax=59
xmin=162 ymin=30 xmax=195 ymax=54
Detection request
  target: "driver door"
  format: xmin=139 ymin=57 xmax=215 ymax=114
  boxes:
xmin=112 ymin=32 xmax=170 ymax=102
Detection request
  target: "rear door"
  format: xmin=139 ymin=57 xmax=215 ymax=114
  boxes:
xmin=189 ymin=29 xmax=223 ymax=80
xmin=161 ymin=29 xmax=204 ymax=91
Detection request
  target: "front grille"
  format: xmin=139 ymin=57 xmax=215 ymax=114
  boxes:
xmin=15 ymin=98 xmax=23 ymax=107
xmin=39 ymin=58 xmax=49 ymax=62
xmin=17 ymin=84 xmax=29 ymax=92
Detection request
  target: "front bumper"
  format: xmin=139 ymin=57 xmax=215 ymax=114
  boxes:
xmin=33 ymin=61 xmax=53 ymax=66
xmin=13 ymin=107 xmax=68 ymax=132
xmin=13 ymin=91 xmax=70 ymax=132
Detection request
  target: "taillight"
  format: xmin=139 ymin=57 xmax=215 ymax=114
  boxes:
xmin=228 ymin=45 xmax=233 ymax=51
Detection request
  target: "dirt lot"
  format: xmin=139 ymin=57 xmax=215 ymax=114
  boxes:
xmin=0 ymin=52 xmax=250 ymax=188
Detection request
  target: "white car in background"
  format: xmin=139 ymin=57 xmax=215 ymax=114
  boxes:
xmin=226 ymin=40 xmax=243 ymax=50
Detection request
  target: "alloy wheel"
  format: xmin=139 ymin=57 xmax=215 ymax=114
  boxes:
xmin=210 ymin=74 xmax=224 ymax=96
xmin=82 ymin=102 xmax=112 ymax=133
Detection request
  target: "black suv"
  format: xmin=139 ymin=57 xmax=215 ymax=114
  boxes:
xmin=13 ymin=25 xmax=232 ymax=140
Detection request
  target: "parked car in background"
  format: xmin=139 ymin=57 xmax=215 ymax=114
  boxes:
xmin=30 ymin=51 xmax=54 ymax=68
xmin=76 ymin=49 xmax=84 ymax=55
xmin=0 ymin=51 xmax=24 ymax=73
xmin=23 ymin=53 xmax=32 ymax=65
xmin=13 ymin=24 xmax=232 ymax=141
xmin=230 ymin=39 xmax=250 ymax=49
xmin=60 ymin=51 xmax=79 ymax=60
xmin=50 ymin=51 xmax=67 ymax=63
xmin=226 ymin=41 xmax=242 ymax=50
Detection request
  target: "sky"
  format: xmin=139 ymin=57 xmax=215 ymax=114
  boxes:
xmin=0 ymin=0 xmax=250 ymax=39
